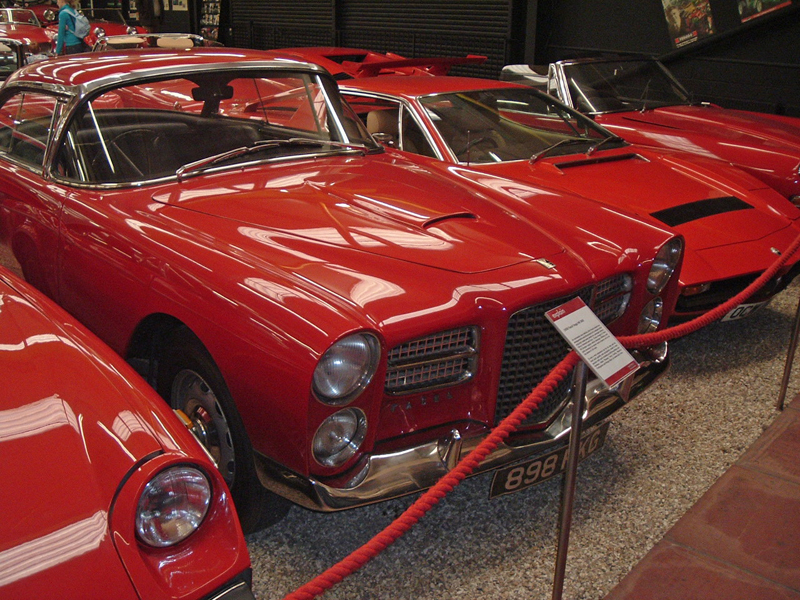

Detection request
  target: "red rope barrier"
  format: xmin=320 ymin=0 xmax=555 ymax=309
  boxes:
xmin=282 ymin=230 xmax=800 ymax=600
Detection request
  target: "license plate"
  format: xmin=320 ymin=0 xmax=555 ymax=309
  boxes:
xmin=489 ymin=422 xmax=610 ymax=499
xmin=722 ymin=300 xmax=769 ymax=322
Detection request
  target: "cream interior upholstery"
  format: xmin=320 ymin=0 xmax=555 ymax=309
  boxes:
xmin=366 ymin=109 xmax=399 ymax=139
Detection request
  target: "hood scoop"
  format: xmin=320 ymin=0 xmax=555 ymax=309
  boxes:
xmin=423 ymin=212 xmax=477 ymax=228
xmin=554 ymin=153 xmax=645 ymax=170
xmin=651 ymin=196 xmax=754 ymax=227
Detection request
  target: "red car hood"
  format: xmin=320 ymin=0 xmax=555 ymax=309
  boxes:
xmin=153 ymin=154 xmax=567 ymax=274
xmin=0 ymin=23 xmax=50 ymax=43
xmin=486 ymin=148 xmax=797 ymax=252
xmin=613 ymin=105 xmax=800 ymax=152
xmin=0 ymin=280 xmax=162 ymax=598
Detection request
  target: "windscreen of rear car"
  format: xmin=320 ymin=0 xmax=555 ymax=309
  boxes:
xmin=562 ymin=61 xmax=691 ymax=113
xmin=419 ymin=87 xmax=625 ymax=164
xmin=56 ymin=70 xmax=378 ymax=184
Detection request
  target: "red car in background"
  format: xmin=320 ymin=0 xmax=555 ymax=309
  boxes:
xmin=276 ymin=49 xmax=800 ymax=323
xmin=0 ymin=7 xmax=51 ymax=55
xmin=0 ymin=48 xmax=681 ymax=531
xmin=501 ymin=57 xmax=800 ymax=205
xmin=45 ymin=6 xmax=147 ymax=48
xmin=0 ymin=265 xmax=254 ymax=599
xmin=279 ymin=46 xmax=487 ymax=79
xmin=15 ymin=0 xmax=58 ymax=26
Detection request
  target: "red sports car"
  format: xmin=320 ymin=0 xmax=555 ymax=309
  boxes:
xmin=15 ymin=0 xmax=58 ymax=26
xmin=501 ymin=57 xmax=800 ymax=204
xmin=282 ymin=59 xmax=800 ymax=323
xmin=279 ymin=46 xmax=486 ymax=79
xmin=0 ymin=48 xmax=681 ymax=532
xmin=0 ymin=265 xmax=254 ymax=599
xmin=92 ymin=32 xmax=223 ymax=51
xmin=0 ymin=7 xmax=52 ymax=55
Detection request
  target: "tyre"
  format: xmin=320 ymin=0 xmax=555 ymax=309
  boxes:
xmin=156 ymin=326 xmax=291 ymax=533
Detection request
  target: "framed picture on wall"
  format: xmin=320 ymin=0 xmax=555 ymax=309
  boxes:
xmin=171 ymin=0 xmax=188 ymax=10
xmin=662 ymin=0 xmax=716 ymax=48
xmin=738 ymin=0 xmax=791 ymax=22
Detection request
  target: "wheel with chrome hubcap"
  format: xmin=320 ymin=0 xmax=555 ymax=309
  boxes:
xmin=157 ymin=326 xmax=290 ymax=533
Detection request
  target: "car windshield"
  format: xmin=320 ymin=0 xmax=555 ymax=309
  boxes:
xmin=418 ymin=86 xmax=624 ymax=164
xmin=0 ymin=9 xmax=40 ymax=26
xmin=562 ymin=60 xmax=691 ymax=114
xmin=58 ymin=69 xmax=379 ymax=184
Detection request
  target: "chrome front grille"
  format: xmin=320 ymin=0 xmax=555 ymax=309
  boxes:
xmin=385 ymin=326 xmax=479 ymax=394
xmin=594 ymin=273 xmax=632 ymax=324
xmin=494 ymin=288 xmax=593 ymax=427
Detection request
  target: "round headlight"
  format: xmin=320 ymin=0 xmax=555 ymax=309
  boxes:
xmin=313 ymin=333 xmax=379 ymax=405
xmin=313 ymin=408 xmax=367 ymax=467
xmin=136 ymin=466 xmax=211 ymax=548
xmin=647 ymin=239 xmax=682 ymax=294
xmin=638 ymin=297 xmax=664 ymax=333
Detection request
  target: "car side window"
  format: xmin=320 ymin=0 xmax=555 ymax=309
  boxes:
xmin=345 ymin=94 xmax=437 ymax=159
xmin=0 ymin=91 xmax=57 ymax=169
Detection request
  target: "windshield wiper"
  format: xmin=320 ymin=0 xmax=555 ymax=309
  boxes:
xmin=176 ymin=138 xmax=370 ymax=181
xmin=586 ymin=135 xmax=624 ymax=156
xmin=529 ymin=138 xmax=591 ymax=164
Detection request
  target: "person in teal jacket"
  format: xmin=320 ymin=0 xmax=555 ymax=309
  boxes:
xmin=55 ymin=0 xmax=87 ymax=55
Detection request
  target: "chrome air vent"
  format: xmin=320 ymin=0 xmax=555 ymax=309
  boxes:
xmin=385 ymin=326 xmax=479 ymax=395
xmin=494 ymin=287 xmax=593 ymax=427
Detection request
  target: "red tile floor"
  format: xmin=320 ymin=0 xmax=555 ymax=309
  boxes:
xmin=604 ymin=395 xmax=800 ymax=600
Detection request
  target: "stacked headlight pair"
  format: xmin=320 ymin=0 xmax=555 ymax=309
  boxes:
xmin=311 ymin=333 xmax=379 ymax=467
xmin=639 ymin=238 xmax=683 ymax=333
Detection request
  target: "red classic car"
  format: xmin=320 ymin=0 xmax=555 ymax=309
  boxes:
xmin=282 ymin=62 xmax=800 ymax=323
xmin=0 ymin=48 xmax=682 ymax=532
xmin=501 ymin=57 xmax=800 ymax=204
xmin=0 ymin=265 xmax=254 ymax=599
xmin=0 ymin=7 xmax=52 ymax=55
xmin=15 ymin=0 xmax=58 ymax=26
xmin=92 ymin=32 xmax=223 ymax=51
xmin=46 ymin=7 xmax=147 ymax=48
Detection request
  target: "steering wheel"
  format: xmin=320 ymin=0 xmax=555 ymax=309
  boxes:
xmin=91 ymin=128 xmax=159 ymax=181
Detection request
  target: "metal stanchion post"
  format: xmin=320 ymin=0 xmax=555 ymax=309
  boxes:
xmin=551 ymin=360 xmax=588 ymax=600
xmin=777 ymin=291 xmax=800 ymax=411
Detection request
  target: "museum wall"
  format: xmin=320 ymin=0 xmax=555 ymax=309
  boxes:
xmin=217 ymin=0 xmax=798 ymax=116
xmin=533 ymin=0 xmax=800 ymax=116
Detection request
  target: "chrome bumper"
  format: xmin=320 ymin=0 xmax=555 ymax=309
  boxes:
xmin=256 ymin=343 xmax=668 ymax=512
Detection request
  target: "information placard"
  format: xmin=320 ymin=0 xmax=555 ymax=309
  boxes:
xmin=546 ymin=297 xmax=638 ymax=387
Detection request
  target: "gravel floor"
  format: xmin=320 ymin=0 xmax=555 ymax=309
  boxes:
xmin=246 ymin=280 xmax=800 ymax=600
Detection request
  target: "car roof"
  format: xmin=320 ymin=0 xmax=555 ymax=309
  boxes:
xmin=5 ymin=47 xmax=325 ymax=92
xmin=340 ymin=75 xmax=529 ymax=98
